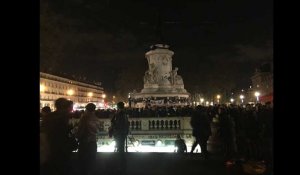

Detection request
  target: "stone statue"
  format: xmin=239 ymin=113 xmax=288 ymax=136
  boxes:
xmin=144 ymin=70 xmax=152 ymax=84
xmin=162 ymin=55 xmax=169 ymax=65
xmin=150 ymin=64 xmax=159 ymax=83
xmin=169 ymin=67 xmax=183 ymax=85
xmin=170 ymin=67 xmax=178 ymax=85
xmin=175 ymin=75 xmax=183 ymax=85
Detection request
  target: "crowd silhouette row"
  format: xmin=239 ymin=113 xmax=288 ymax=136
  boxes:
xmin=40 ymin=97 xmax=273 ymax=175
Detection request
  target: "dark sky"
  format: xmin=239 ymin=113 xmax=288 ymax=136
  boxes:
xmin=40 ymin=0 xmax=273 ymax=100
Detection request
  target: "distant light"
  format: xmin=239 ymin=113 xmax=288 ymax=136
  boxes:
xmin=254 ymin=91 xmax=260 ymax=97
xmin=230 ymin=98 xmax=234 ymax=103
xmin=102 ymin=94 xmax=106 ymax=99
xmin=40 ymin=84 xmax=45 ymax=92
xmin=206 ymin=101 xmax=209 ymax=105
xmin=156 ymin=140 xmax=163 ymax=146
xmin=210 ymin=102 xmax=213 ymax=106
xmin=216 ymin=95 xmax=221 ymax=99
xmin=200 ymin=98 xmax=204 ymax=103
xmin=88 ymin=92 xmax=93 ymax=97
xmin=240 ymin=95 xmax=244 ymax=99
xmin=67 ymin=89 xmax=74 ymax=96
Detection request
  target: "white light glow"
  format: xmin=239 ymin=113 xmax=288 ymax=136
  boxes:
xmin=67 ymin=89 xmax=74 ymax=96
xmin=40 ymin=84 xmax=46 ymax=92
xmin=95 ymin=140 xmax=201 ymax=153
xmin=88 ymin=92 xmax=93 ymax=97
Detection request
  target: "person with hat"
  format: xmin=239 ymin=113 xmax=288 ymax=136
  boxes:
xmin=77 ymin=103 xmax=101 ymax=175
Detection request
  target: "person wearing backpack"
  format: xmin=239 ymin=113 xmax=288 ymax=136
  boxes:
xmin=111 ymin=102 xmax=129 ymax=153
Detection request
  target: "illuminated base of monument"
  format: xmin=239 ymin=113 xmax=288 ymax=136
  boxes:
xmin=95 ymin=137 xmax=202 ymax=153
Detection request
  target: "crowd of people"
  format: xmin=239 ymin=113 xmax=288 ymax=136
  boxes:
xmin=40 ymin=97 xmax=273 ymax=174
xmin=40 ymin=98 xmax=129 ymax=175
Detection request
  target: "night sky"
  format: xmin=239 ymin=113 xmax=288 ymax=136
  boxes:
xmin=40 ymin=0 xmax=273 ymax=100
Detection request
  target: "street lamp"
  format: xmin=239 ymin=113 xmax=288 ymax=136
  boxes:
xmin=200 ymin=98 xmax=204 ymax=105
xmin=102 ymin=94 xmax=106 ymax=103
xmin=240 ymin=95 xmax=244 ymax=104
xmin=128 ymin=93 xmax=132 ymax=108
xmin=216 ymin=95 xmax=221 ymax=104
xmin=206 ymin=101 xmax=209 ymax=106
xmin=112 ymin=95 xmax=116 ymax=104
xmin=254 ymin=91 xmax=260 ymax=103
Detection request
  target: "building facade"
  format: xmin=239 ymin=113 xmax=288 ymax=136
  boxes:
xmin=249 ymin=62 xmax=273 ymax=104
xmin=40 ymin=72 xmax=105 ymax=110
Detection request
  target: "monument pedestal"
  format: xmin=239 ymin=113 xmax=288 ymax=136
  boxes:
xmin=132 ymin=44 xmax=190 ymax=107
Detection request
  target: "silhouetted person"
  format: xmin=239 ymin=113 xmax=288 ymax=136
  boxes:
xmin=111 ymin=102 xmax=129 ymax=153
xmin=175 ymin=134 xmax=187 ymax=153
xmin=77 ymin=103 xmax=101 ymax=175
xmin=40 ymin=106 xmax=51 ymax=170
xmin=218 ymin=107 xmax=234 ymax=159
xmin=40 ymin=106 xmax=51 ymax=128
xmin=43 ymin=98 xmax=73 ymax=175
xmin=190 ymin=105 xmax=211 ymax=159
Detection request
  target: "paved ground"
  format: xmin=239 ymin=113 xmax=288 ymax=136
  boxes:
xmin=69 ymin=152 xmax=233 ymax=175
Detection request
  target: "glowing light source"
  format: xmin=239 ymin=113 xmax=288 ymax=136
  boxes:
xmin=254 ymin=91 xmax=260 ymax=102
xmin=200 ymin=98 xmax=204 ymax=103
xmin=40 ymin=84 xmax=45 ymax=92
xmin=216 ymin=95 xmax=221 ymax=104
xmin=88 ymin=92 xmax=93 ymax=97
xmin=102 ymin=94 xmax=106 ymax=99
xmin=67 ymin=89 xmax=74 ymax=96
xmin=230 ymin=98 xmax=234 ymax=103
xmin=156 ymin=140 xmax=163 ymax=146
xmin=240 ymin=95 xmax=244 ymax=103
